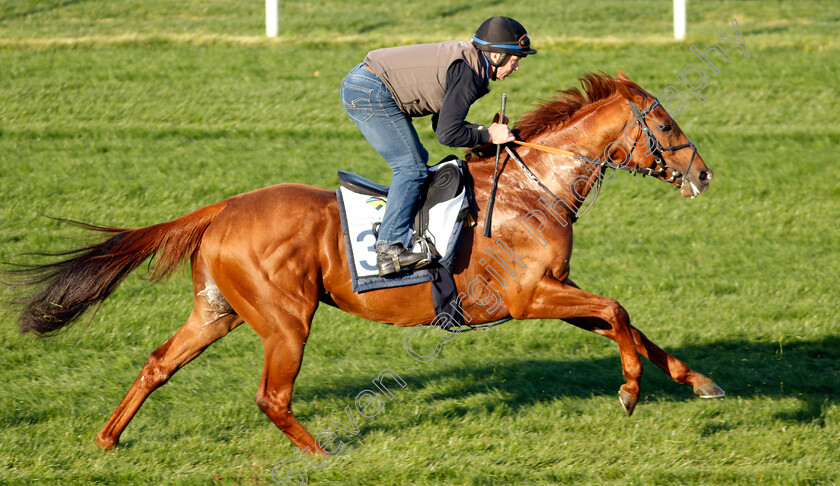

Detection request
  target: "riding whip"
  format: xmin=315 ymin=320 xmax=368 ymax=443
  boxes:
xmin=482 ymin=93 xmax=506 ymax=238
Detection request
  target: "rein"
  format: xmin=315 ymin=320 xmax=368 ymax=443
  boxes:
xmin=481 ymin=97 xmax=700 ymax=232
xmin=506 ymin=141 xmax=617 ymax=222
xmin=511 ymin=98 xmax=698 ymax=181
xmin=511 ymin=138 xmax=660 ymax=176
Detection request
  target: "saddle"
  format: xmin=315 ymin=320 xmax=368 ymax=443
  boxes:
xmin=337 ymin=155 xmax=469 ymax=259
xmin=335 ymin=156 xmax=470 ymax=293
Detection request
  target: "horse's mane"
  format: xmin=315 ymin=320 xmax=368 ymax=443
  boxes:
xmin=467 ymin=72 xmax=624 ymax=159
xmin=516 ymin=72 xmax=623 ymax=140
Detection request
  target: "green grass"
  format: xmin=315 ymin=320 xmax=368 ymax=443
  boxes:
xmin=1 ymin=1 xmax=839 ymax=484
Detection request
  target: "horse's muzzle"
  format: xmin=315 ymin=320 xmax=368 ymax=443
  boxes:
xmin=680 ymin=168 xmax=713 ymax=198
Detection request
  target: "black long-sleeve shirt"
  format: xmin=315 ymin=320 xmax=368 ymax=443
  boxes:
xmin=431 ymin=60 xmax=491 ymax=148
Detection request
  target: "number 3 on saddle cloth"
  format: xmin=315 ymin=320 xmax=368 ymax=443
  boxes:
xmin=335 ymin=155 xmax=471 ymax=299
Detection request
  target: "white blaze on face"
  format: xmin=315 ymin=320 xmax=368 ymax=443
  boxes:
xmin=689 ymin=181 xmax=701 ymax=197
xmin=680 ymin=178 xmax=701 ymax=198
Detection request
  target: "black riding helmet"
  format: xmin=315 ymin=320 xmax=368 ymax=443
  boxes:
xmin=471 ymin=16 xmax=537 ymax=67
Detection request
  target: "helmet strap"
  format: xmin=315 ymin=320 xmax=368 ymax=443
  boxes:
xmin=485 ymin=52 xmax=508 ymax=81
xmin=488 ymin=52 xmax=509 ymax=68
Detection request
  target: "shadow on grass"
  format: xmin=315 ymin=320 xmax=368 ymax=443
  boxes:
xmin=294 ymin=335 xmax=839 ymax=427
xmin=5 ymin=335 xmax=834 ymax=451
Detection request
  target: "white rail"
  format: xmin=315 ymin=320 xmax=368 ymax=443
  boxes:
xmin=266 ymin=0 xmax=278 ymax=37
xmin=674 ymin=0 xmax=686 ymax=39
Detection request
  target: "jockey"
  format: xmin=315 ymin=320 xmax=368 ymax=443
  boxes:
xmin=340 ymin=16 xmax=537 ymax=277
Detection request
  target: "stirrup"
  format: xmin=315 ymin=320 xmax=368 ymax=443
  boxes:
xmin=376 ymin=243 xmax=430 ymax=276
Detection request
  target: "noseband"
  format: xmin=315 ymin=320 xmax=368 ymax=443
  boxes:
xmin=627 ymin=98 xmax=698 ymax=185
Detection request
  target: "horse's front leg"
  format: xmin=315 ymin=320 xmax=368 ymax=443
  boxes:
xmin=511 ymin=275 xmax=643 ymax=415
xmin=560 ymin=278 xmax=725 ymax=399
xmin=563 ymin=316 xmax=725 ymax=398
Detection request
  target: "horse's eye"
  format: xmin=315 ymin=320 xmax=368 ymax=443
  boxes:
xmin=660 ymin=124 xmax=672 ymax=132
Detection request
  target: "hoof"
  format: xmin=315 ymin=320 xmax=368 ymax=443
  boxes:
xmin=618 ymin=387 xmax=638 ymax=416
xmin=95 ymin=434 xmax=117 ymax=451
xmin=694 ymin=381 xmax=726 ymax=399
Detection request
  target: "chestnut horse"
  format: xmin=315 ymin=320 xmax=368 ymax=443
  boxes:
xmin=6 ymin=72 xmax=723 ymax=455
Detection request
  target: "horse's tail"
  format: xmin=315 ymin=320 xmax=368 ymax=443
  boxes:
xmin=4 ymin=201 xmax=229 ymax=337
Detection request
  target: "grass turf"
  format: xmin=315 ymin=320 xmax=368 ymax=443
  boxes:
xmin=1 ymin=1 xmax=839 ymax=484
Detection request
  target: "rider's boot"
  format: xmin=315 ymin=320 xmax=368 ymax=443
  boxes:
xmin=376 ymin=243 xmax=430 ymax=276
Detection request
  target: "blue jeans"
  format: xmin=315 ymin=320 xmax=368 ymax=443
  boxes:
xmin=340 ymin=63 xmax=429 ymax=248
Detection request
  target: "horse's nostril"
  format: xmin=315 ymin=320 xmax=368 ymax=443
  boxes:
xmin=698 ymin=170 xmax=712 ymax=183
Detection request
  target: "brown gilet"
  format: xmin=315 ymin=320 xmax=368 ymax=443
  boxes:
xmin=364 ymin=40 xmax=487 ymax=117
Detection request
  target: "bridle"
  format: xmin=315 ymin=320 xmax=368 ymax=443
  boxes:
xmin=491 ymin=97 xmax=701 ymax=223
xmin=512 ymin=98 xmax=698 ymax=184
xmin=626 ymin=97 xmax=698 ymax=186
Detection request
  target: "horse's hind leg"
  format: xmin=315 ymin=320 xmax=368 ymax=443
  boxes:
xmin=562 ymin=279 xmax=724 ymax=399
xmin=253 ymin=319 xmax=325 ymax=455
xmin=224 ymin=285 xmax=324 ymax=454
xmin=95 ymin=260 xmax=243 ymax=450
xmin=630 ymin=325 xmax=724 ymax=398
xmin=206 ymin=255 xmax=323 ymax=453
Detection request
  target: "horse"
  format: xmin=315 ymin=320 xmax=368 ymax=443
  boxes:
xmin=4 ymin=71 xmax=723 ymax=455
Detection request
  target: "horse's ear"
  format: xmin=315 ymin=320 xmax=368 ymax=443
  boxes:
xmin=618 ymin=70 xmax=629 ymax=81
xmin=616 ymin=77 xmax=632 ymax=98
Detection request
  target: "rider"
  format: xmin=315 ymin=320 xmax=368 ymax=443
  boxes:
xmin=340 ymin=16 xmax=537 ymax=277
